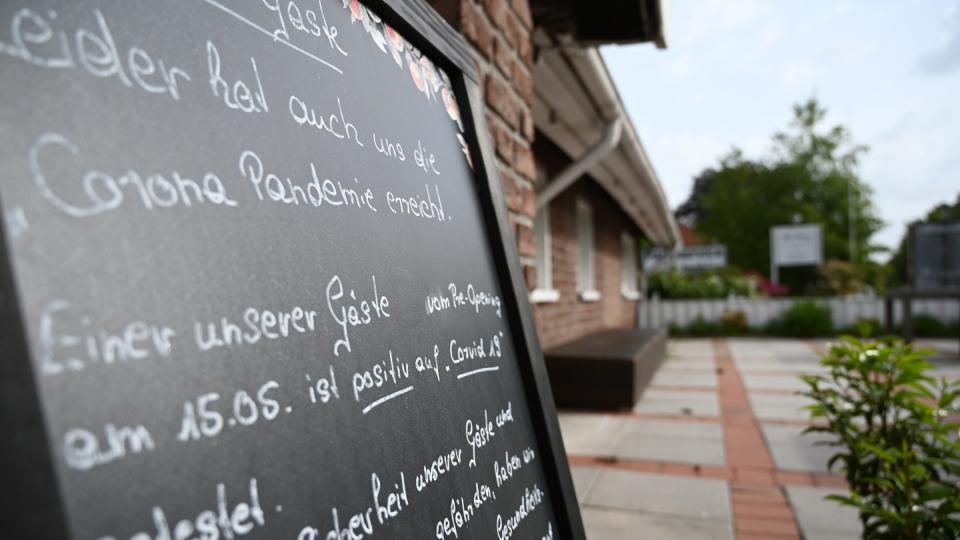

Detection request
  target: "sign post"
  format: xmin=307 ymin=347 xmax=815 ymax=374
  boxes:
xmin=0 ymin=1 xmax=585 ymax=538
xmin=770 ymin=224 xmax=824 ymax=284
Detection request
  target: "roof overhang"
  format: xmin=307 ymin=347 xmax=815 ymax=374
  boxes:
xmin=531 ymin=32 xmax=681 ymax=247
xmin=531 ymin=0 xmax=668 ymax=48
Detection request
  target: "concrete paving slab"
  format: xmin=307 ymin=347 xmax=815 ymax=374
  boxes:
xmin=930 ymin=366 xmax=960 ymax=383
xmin=742 ymin=373 xmax=808 ymax=392
xmin=787 ymin=486 xmax=861 ymax=540
xmin=762 ymin=423 xmax=836 ymax=472
xmin=662 ymin=356 xmax=717 ymax=369
xmin=585 ymin=468 xmax=731 ymax=520
xmin=650 ymin=370 xmax=718 ymax=388
xmin=570 ymin=466 xmax=601 ymax=502
xmin=728 ymin=338 xmax=818 ymax=358
xmin=558 ymin=413 xmax=625 ymax=458
xmin=748 ymin=393 xmax=813 ymax=421
xmin=668 ymin=338 xmax=716 ymax=358
xmin=634 ymin=389 xmax=720 ymax=417
xmin=581 ymin=507 xmax=733 ymax=540
xmin=734 ymin=356 xmax=826 ymax=374
xmin=613 ymin=418 xmax=725 ymax=464
xmin=917 ymin=339 xmax=959 ymax=355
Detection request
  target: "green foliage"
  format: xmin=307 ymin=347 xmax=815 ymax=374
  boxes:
xmin=720 ymin=310 xmax=749 ymax=333
xmin=836 ymin=318 xmax=883 ymax=337
xmin=648 ymin=269 xmax=758 ymax=299
xmin=911 ymin=315 xmax=956 ymax=338
xmin=889 ymin=193 xmax=960 ymax=286
xmin=800 ymin=337 xmax=960 ymax=539
xmin=669 ymin=314 xmax=746 ymax=337
xmin=678 ymin=99 xmax=884 ymax=293
xmin=819 ymin=259 xmax=866 ymax=295
xmin=765 ymin=300 xmax=833 ymax=337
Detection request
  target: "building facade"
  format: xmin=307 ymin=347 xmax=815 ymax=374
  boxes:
xmin=427 ymin=0 xmax=680 ymax=349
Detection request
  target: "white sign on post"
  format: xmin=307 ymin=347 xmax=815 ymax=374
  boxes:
xmin=770 ymin=224 xmax=823 ymax=283
xmin=643 ymin=244 xmax=727 ymax=273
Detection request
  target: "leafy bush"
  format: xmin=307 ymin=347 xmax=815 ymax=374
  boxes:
xmin=912 ymin=315 xmax=950 ymax=338
xmin=667 ymin=313 xmax=753 ymax=337
xmin=686 ymin=316 xmax=723 ymax=336
xmin=766 ymin=300 xmax=833 ymax=337
xmin=801 ymin=336 xmax=960 ymax=539
xmin=836 ymin=318 xmax=883 ymax=337
xmin=819 ymin=259 xmax=866 ymax=295
xmin=648 ymin=269 xmax=758 ymax=299
xmin=720 ymin=310 xmax=749 ymax=334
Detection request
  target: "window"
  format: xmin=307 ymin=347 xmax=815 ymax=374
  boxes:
xmin=576 ymin=198 xmax=600 ymax=301
xmin=530 ymin=204 xmax=560 ymax=303
xmin=621 ymin=231 xmax=640 ymax=300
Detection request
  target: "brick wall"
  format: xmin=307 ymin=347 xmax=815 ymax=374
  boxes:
xmin=428 ymin=0 xmax=640 ymax=350
xmin=533 ymin=180 xmax=640 ymax=349
xmin=426 ymin=0 xmax=538 ymax=259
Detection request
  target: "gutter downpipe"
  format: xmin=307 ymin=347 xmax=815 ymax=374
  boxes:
xmin=535 ymin=118 xmax=623 ymax=209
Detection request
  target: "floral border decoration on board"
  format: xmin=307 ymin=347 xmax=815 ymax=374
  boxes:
xmin=342 ymin=0 xmax=472 ymax=168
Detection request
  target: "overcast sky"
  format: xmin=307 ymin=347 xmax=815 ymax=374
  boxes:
xmin=602 ymin=0 xmax=960 ymax=258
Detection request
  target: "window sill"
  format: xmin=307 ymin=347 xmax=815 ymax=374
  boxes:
xmin=579 ymin=289 xmax=601 ymax=302
xmin=530 ymin=288 xmax=561 ymax=304
xmin=622 ymin=289 xmax=640 ymax=301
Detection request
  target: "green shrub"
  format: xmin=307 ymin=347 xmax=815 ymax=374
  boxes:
xmin=836 ymin=318 xmax=883 ymax=337
xmin=801 ymin=337 xmax=960 ymax=539
xmin=775 ymin=300 xmax=833 ymax=337
xmin=686 ymin=316 xmax=722 ymax=336
xmin=720 ymin=310 xmax=749 ymax=334
xmin=912 ymin=315 xmax=950 ymax=337
xmin=648 ymin=269 xmax=758 ymax=299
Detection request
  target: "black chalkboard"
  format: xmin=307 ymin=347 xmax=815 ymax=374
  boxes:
xmin=0 ymin=1 xmax=585 ymax=538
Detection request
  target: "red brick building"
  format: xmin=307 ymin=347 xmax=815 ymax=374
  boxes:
xmin=427 ymin=0 xmax=680 ymax=349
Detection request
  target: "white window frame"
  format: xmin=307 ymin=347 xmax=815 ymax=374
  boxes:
xmin=621 ymin=231 xmax=640 ymax=300
xmin=530 ymin=203 xmax=560 ymax=303
xmin=576 ymin=198 xmax=600 ymax=302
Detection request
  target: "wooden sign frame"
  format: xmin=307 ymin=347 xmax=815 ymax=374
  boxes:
xmin=0 ymin=1 xmax=587 ymax=538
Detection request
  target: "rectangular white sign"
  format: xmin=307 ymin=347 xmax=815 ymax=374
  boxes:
xmin=771 ymin=224 xmax=823 ymax=266
xmin=643 ymin=244 xmax=727 ymax=272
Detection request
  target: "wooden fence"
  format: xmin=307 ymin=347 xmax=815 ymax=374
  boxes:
xmin=639 ymin=294 xmax=960 ymax=330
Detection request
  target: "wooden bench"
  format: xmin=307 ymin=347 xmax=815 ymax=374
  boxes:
xmin=544 ymin=328 xmax=667 ymax=410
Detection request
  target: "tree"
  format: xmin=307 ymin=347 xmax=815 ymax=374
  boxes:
xmin=679 ymin=99 xmax=884 ymax=293
xmin=675 ymin=168 xmax=715 ymax=227
xmin=888 ymin=193 xmax=960 ymax=286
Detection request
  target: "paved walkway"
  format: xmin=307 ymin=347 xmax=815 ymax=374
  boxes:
xmin=559 ymin=338 xmax=960 ymax=539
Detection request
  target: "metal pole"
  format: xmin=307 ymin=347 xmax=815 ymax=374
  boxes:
xmin=770 ymin=228 xmax=778 ymax=284
xmin=848 ymin=178 xmax=857 ymax=263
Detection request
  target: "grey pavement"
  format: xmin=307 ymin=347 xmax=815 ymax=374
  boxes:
xmin=787 ymin=486 xmax=861 ymax=539
xmin=762 ymin=423 xmax=836 ymax=472
xmin=661 ymin=355 xmax=716 ymax=369
xmin=558 ymin=337 xmax=885 ymax=539
xmin=650 ymin=369 xmax=718 ymax=388
xmin=667 ymin=338 xmax=715 ymax=358
xmin=634 ymin=388 xmax=720 ymax=417
xmin=558 ymin=413 xmax=625 ymax=459
xmin=727 ymin=338 xmax=819 ymax=359
xmin=748 ymin=392 xmax=812 ymax=421
xmin=613 ymin=417 xmax=725 ymax=465
xmin=577 ymin=467 xmax=733 ymax=540
xmin=559 ymin=413 xmax=726 ymax=465
xmin=742 ymin=372 xmax=809 ymax=392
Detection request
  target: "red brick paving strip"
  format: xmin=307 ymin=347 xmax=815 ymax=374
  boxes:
xmin=714 ymin=338 xmax=804 ymax=539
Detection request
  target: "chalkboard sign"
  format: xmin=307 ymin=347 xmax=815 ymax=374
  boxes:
xmin=0 ymin=1 xmax=585 ymax=538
